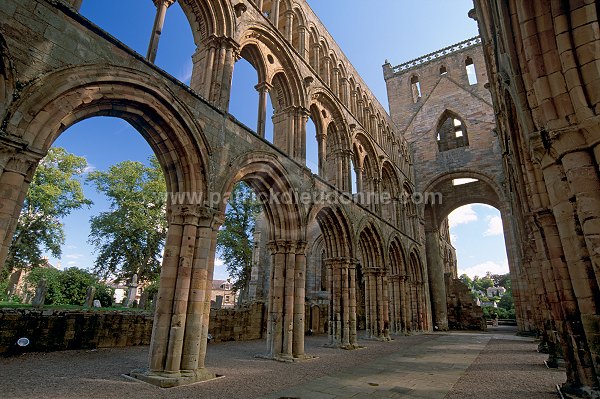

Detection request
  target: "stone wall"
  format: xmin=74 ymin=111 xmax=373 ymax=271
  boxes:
xmin=445 ymin=276 xmax=486 ymax=331
xmin=0 ymin=302 xmax=268 ymax=354
xmin=208 ymin=302 xmax=266 ymax=342
xmin=0 ymin=308 xmax=154 ymax=355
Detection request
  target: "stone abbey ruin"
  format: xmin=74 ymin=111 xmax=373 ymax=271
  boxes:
xmin=0 ymin=0 xmax=599 ymax=396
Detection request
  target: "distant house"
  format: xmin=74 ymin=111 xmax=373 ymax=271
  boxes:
xmin=211 ymin=279 xmax=236 ymax=309
xmin=486 ymin=286 xmax=506 ymax=298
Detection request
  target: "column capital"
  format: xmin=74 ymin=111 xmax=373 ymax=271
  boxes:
xmin=255 ymin=81 xmax=273 ymax=92
xmin=267 ymin=239 xmax=293 ymax=254
xmin=152 ymin=0 xmax=175 ymax=8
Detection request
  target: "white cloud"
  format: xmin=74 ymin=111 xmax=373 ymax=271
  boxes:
xmin=65 ymin=253 xmax=84 ymax=260
xmin=178 ymin=60 xmax=194 ymax=84
xmin=83 ymin=165 xmax=96 ymax=174
xmin=67 ymin=261 xmax=77 ymax=266
xmin=214 ymin=258 xmax=224 ymax=267
xmin=484 ymin=216 xmax=503 ymax=236
xmin=458 ymin=260 xmax=509 ymax=279
xmin=448 ymin=205 xmax=478 ymax=228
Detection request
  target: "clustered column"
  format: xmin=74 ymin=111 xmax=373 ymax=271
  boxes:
xmin=326 ymin=258 xmax=357 ymax=348
xmin=137 ymin=206 xmax=222 ymax=386
xmin=190 ymin=36 xmax=240 ymax=111
xmin=265 ymin=240 xmax=307 ymax=359
xmin=363 ymin=267 xmax=390 ymax=340
xmin=425 ymin=228 xmax=448 ymax=330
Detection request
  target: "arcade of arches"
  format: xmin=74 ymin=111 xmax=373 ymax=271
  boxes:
xmin=0 ymin=0 xmax=599 ymax=395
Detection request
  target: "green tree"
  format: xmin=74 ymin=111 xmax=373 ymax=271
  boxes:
xmin=59 ymin=267 xmax=98 ymax=306
xmin=26 ymin=267 xmax=65 ymax=305
xmin=217 ymin=182 xmax=261 ymax=294
xmin=5 ymin=147 xmax=91 ymax=274
xmin=459 ymin=273 xmax=473 ymax=289
xmin=87 ymin=157 xmax=167 ymax=283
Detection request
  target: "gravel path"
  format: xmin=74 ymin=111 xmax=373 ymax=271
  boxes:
xmin=0 ymin=334 xmax=433 ymax=399
xmin=445 ymin=336 xmax=564 ymax=399
xmin=0 ymin=330 xmax=566 ymax=399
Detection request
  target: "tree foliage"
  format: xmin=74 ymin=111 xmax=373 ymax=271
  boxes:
xmin=24 ymin=266 xmax=114 ymax=306
xmin=5 ymin=147 xmax=91 ymax=274
xmin=87 ymin=157 xmax=167 ymax=283
xmin=217 ymin=182 xmax=261 ymax=293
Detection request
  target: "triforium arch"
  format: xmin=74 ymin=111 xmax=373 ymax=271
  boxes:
xmin=177 ymin=0 xmax=237 ymax=109
xmin=0 ymin=65 xmax=219 ymax=384
xmin=309 ymin=89 xmax=352 ymax=191
xmin=380 ymin=160 xmax=400 ymax=227
xmin=314 ymin=204 xmax=357 ymax=348
xmin=353 ymin=131 xmax=379 ymax=211
xmin=387 ymin=237 xmax=410 ymax=334
xmin=356 ymin=222 xmax=390 ymax=340
xmin=235 ymin=26 xmax=307 ymax=162
xmin=219 ymin=152 xmax=306 ymax=361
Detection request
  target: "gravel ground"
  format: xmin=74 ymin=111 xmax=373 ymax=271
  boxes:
xmin=0 ymin=334 xmax=434 ymax=399
xmin=0 ymin=330 xmax=566 ymax=399
xmin=445 ymin=336 xmax=565 ymax=399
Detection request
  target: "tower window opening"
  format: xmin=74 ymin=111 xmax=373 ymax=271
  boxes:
xmin=465 ymin=57 xmax=477 ymax=85
xmin=410 ymin=75 xmax=422 ymax=103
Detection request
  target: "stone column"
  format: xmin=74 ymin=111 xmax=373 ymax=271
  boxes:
xmin=292 ymin=242 xmax=307 ymax=357
xmin=322 ymin=56 xmax=331 ymax=86
xmin=425 ymin=229 xmax=448 ymax=330
xmin=327 ymin=257 xmax=357 ymax=348
xmin=332 ymin=68 xmax=340 ymax=97
xmin=284 ymin=10 xmax=294 ymax=42
xmin=354 ymin=165 xmax=363 ymax=195
xmin=270 ymin=0 xmax=280 ymax=28
xmin=317 ymin=133 xmax=326 ymax=177
xmin=146 ymin=0 xmax=175 ymax=63
xmin=181 ymin=209 xmax=222 ymax=370
xmin=340 ymin=77 xmax=349 ymax=106
xmin=0 ymin=150 xmax=39 ymax=274
xmin=255 ymin=82 xmax=272 ymax=138
xmin=298 ymin=26 xmax=308 ymax=59
xmin=294 ymin=107 xmax=309 ymax=163
xmin=190 ymin=36 xmax=239 ymax=111
xmin=135 ymin=205 xmax=220 ymax=387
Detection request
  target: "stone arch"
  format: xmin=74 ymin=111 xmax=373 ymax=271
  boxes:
xmin=290 ymin=5 xmax=307 ymax=55
xmin=381 ymin=161 xmax=400 ymax=226
xmin=353 ymin=131 xmax=379 ymax=209
xmin=239 ymin=43 xmax=268 ymax=83
xmin=435 ymin=109 xmax=469 ymax=151
xmin=309 ymin=89 xmax=351 ymax=190
xmin=178 ymin=0 xmax=236 ymax=45
xmin=357 ymin=222 xmax=389 ymax=339
xmin=0 ymin=64 xmax=214 ymax=379
xmin=313 ymin=204 xmax=356 ymax=348
xmin=407 ymin=249 xmax=427 ymax=331
xmin=0 ymin=32 xmax=15 ymax=120
xmin=218 ymin=151 xmax=306 ymax=359
xmin=308 ymin=26 xmax=320 ymax=71
xmin=3 ymin=65 xmax=208 ymax=194
xmin=388 ymin=237 xmax=408 ymax=333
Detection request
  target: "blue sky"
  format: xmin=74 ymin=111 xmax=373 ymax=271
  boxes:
xmin=44 ymin=0 xmax=507 ymax=280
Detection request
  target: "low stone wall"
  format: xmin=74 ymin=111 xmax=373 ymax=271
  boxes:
xmin=446 ymin=276 xmax=487 ymax=331
xmin=0 ymin=302 xmax=268 ymax=355
xmin=0 ymin=308 xmax=154 ymax=355
xmin=208 ymin=301 xmax=266 ymax=342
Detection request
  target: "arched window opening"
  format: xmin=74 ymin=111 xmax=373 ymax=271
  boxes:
xmin=465 ymin=57 xmax=477 ymax=85
xmin=306 ymin=117 xmax=319 ymax=175
xmin=410 ymin=75 xmax=421 ymax=103
xmin=230 ymin=58 xmax=260 ymax=131
xmin=80 ymin=2 xmax=195 ymax=86
xmin=440 ymin=65 xmax=447 ymax=75
xmin=437 ymin=113 xmax=469 ymax=151
xmin=350 ymin=159 xmax=358 ymax=194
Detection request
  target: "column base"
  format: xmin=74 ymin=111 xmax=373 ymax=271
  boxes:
xmin=128 ymin=368 xmax=220 ymax=388
xmin=254 ymin=353 xmax=318 ymax=363
xmin=557 ymin=383 xmax=600 ymax=399
xmin=324 ymin=342 xmax=365 ymax=350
